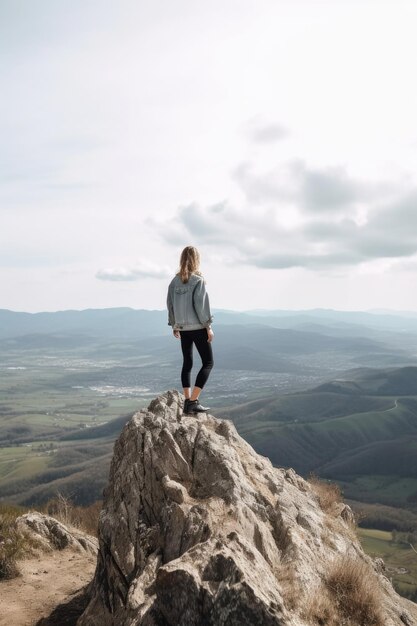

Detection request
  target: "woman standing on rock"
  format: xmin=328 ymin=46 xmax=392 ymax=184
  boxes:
xmin=167 ymin=246 xmax=214 ymax=415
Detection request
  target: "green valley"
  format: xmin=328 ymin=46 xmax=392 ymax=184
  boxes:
xmin=219 ymin=366 xmax=417 ymax=514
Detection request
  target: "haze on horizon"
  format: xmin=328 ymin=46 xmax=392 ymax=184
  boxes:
xmin=2 ymin=0 xmax=417 ymax=314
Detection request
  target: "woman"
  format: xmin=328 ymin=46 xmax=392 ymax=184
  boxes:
xmin=166 ymin=246 xmax=214 ymax=414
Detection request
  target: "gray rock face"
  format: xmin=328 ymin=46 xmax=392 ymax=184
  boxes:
xmin=78 ymin=390 xmax=417 ymax=626
xmin=16 ymin=512 xmax=98 ymax=554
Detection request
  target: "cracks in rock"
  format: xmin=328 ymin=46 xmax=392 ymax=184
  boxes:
xmin=138 ymin=494 xmax=151 ymax=527
xmin=191 ymin=424 xmax=202 ymax=473
xmin=148 ymin=440 xmax=156 ymax=517
xmin=174 ymin=399 xmax=182 ymax=422
xmin=253 ymin=524 xmax=272 ymax=567
xmin=141 ymin=432 xmax=157 ymax=526
xmin=178 ymin=516 xmax=188 ymax=559
xmin=99 ymin=539 xmax=130 ymax=612
xmin=134 ymin=494 xmax=152 ymax=569
xmin=142 ymin=495 xmax=157 ymax=526
xmin=141 ymin=432 xmax=146 ymax=494
xmin=268 ymin=508 xmax=292 ymax=557
xmin=108 ymin=548 xmax=129 ymax=591
xmin=178 ymin=508 xmax=211 ymax=559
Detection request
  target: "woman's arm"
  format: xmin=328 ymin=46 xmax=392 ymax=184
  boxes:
xmin=167 ymin=286 xmax=175 ymax=327
xmin=192 ymin=278 xmax=214 ymax=328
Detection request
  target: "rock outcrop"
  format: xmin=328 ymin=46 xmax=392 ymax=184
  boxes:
xmin=78 ymin=390 xmax=417 ymax=626
xmin=16 ymin=512 xmax=98 ymax=554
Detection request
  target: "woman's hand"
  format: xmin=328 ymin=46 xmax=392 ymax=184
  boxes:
xmin=207 ymin=328 xmax=214 ymax=342
xmin=173 ymin=329 xmax=180 ymax=339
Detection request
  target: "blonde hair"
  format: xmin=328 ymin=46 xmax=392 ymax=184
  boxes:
xmin=176 ymin=246 xmax=203 ymax=283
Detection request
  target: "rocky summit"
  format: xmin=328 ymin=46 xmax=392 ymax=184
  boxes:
xmin=78 ymin=390 xmax=417 ymax=626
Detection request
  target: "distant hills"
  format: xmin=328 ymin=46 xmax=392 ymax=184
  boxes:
xmin=218 ymin=365 xmax=417 ymax=513
xmin=0 ymin=308 xmax=167 ymax=340
xmin=1 ymin=307 xmax=416 ymax=373
xmin=3 ymin=305 xmax=417 ymax=339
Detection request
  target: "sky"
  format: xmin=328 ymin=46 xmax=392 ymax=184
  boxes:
xmin=2 ymin=0 xmax=417 ymax=313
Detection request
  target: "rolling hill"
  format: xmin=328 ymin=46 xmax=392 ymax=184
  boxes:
xmin=217 ymin=366 xmax=417 ymax=511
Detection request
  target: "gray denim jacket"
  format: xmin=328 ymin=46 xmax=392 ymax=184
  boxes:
xmin=167 ymin=273 xmax=214 ymax=331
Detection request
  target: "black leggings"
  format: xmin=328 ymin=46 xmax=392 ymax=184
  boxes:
xmin=180 ymin=328 xmax=214 ymax=389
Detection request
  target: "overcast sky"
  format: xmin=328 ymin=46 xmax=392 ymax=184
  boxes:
xmin=2 ymin=0 xmax=417 ymax=313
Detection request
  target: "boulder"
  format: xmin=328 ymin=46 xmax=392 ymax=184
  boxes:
xmin=78 ymin=390 xmax=417 ymax=626
xmin=16 ymin=512 xmax=98 ymax=554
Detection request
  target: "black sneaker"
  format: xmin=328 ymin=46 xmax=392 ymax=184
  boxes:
xmin=183 ymin=398 xmax=191 ymax=414
xmin=187 ymin=399 xmax=210 ymax=413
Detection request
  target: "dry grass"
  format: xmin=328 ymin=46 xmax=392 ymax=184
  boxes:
xmin=304 ymin=590 xmax=340 ymax=626
xmin=321 ymin=527 xmax=338 ymax=550
xmin=326 ymin=555 xmax=384 ymax=625
xmin=308 ymin=474 xmax=342 ymax=514
xmin=42 ymin=493 xmax=102 ymax=537
xmin=275 ymin=563 xmax=301 ymax=611
xmin=308 ymin=475 xmax=360 ymax=546
xmin=323 ymin=511 xmax=358 ymax=546
xmin=0 ymin=504 xmax=40 ymax=580
xmin=303 ymin=555 xmax=384 ymax=626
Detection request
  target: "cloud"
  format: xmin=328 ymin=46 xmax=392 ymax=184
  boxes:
xmin=233 ymin=159 xmax=376 ymax=214
xmin=246 ymin=121 xmax=289 ymax=144
xmin=96 ymin=262 xmax=171 ymax=282
xmin=147 ymin=201 xmax=239 ymax=246
xmin=177 ymin=203 xmax=225 ymax=237
xmin=297 ymin=162 xmax=360 ymax=211
xmin=154 ymin=159 xmax=417 ymax=273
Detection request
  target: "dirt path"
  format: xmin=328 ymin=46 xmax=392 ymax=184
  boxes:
xmin=0 ymin=548 xmax=96 ymax=626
